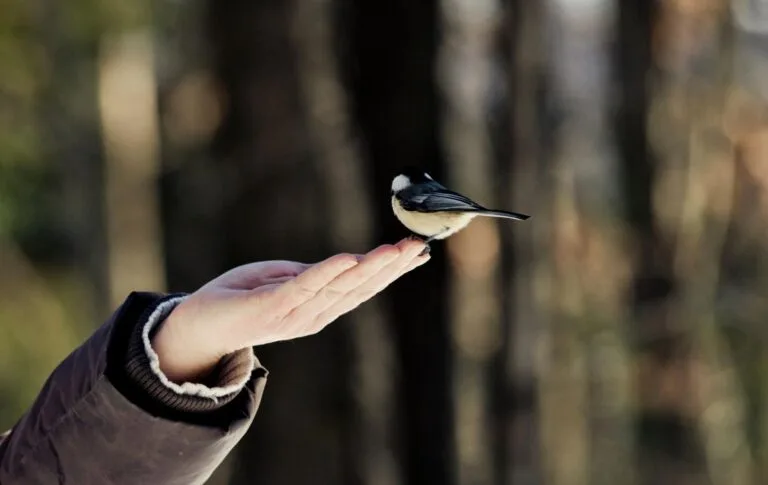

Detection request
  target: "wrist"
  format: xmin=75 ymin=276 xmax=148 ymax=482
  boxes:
xmin=150 ymin=298 xmax=228 ymax=384
xmin=120 ymin=292 xmax=258 ymax=415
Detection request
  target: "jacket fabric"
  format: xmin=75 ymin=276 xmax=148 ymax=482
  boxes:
xmin=0 ymin=291 xmax=266 ymax=485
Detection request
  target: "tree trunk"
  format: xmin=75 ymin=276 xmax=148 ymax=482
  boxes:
xmin=293 ymin=1 xmax=401 ymax=483
xmin=162 ymin=1 xmax=349 ymax=484
xmin=336 ymin=2 xmax=456 ymax=484
xmin=494 ymin=0 xmax=548 ymax=483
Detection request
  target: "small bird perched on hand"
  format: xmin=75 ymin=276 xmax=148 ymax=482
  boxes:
xmin=391 ymin=167 xmax=530 ymax=255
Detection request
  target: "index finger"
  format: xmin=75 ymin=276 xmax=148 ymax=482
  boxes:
xmin=310 ymin=239 xmax=428 ymax=327
xmin=271 ymin=247 xmax=391 ymax=311
xmin=270 ymin=239 xmax=426 ymax=311
xmin=272 ymin=243 xmax=401 ymax=326
xmin=283 ymin=253 xmax=360 ymax=294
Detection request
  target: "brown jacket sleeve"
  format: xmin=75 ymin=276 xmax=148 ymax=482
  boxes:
xmin=0 ymin=291 xmax=268 ymax=485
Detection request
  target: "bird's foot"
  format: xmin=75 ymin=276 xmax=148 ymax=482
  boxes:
xmin=419 ymin=244 xmax=431 ymax=257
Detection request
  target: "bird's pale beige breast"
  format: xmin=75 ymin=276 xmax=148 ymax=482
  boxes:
xmin=391 ymin=196 xmax=474 ymax=239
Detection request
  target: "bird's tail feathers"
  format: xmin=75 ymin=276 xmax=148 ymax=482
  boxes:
xmin=473 ymin=209 xmax=530 ymax=221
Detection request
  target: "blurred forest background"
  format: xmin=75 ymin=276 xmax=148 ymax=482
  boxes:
xmin=2 ymin=0 xmax=768 ymax=484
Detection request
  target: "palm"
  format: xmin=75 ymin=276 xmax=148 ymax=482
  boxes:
xmin=169 ymin=239 xmax=429 ymax=355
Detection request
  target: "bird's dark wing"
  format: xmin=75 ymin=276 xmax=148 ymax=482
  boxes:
xmin=398 ymin=187 xmax=485 ymax=213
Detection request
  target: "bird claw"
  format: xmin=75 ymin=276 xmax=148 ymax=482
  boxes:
xmin=419 ymin=244 xmax=431 ymax=257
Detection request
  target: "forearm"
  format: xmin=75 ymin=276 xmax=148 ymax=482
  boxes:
xmin=0 ymin=292 xmax=267 ymax=485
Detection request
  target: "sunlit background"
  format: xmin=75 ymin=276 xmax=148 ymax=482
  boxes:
xmin=2 ymin=0 xmax=768 ymax=484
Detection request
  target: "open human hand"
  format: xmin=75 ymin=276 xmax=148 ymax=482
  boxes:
xmin=151 ymin=238 xmax=429 ymax=382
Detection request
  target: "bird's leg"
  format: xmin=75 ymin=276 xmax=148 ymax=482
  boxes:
xmin=419 ymin=234 xmax=444 ymax=256
xmin=411 ymin=229 xmax=449 ymax=257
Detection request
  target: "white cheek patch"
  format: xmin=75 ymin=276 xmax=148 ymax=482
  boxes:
xmin=424 ymin=172 xmax=433 ymax=180
xmin=391 ymin=174 xmax=412 ymax=192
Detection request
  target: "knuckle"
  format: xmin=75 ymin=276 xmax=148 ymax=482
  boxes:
xmin=293 ymin=283 xmax=316 ymax=299
xmin=329 ymin=253 xmax=355 ymax=268
xmin=321 ymin=284 xmax=344 ymax=300
xmin=313 ymin=312 xmax=336 ymax=329
xmin=303 ymin=318 xmax=325 ymax=336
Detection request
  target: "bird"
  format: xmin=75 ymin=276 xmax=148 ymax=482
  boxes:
xmin=390 ymin=167 xmax=530 ymax=255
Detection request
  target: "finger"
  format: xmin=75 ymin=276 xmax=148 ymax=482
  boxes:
xmin=216 ymin=261 xmax=311 ymax=290
xmin=279 ymin=244 xmax=402 ymax=326
xmin=346 ymin=238 xmax=425 ymax=297
xmin=310 ymin=240 xmax=427 ymax=329
xmin=401 ymin=252 xmax=431 ymax=274
xmin=270 ymin=252 xmax=360 ymax=311
xmin=397 ymin=239 xmax=432 ymax=274
xmin=394 ymin=237 xmax=429 ymax=260
xmin=260 ymin=256 xmax=363 ymax=280
xmin=248 ymin=282 xmax=284 ymax=293
xmin=314 ymin=244 xmax=401 ymax=296
xmin=262 ymin=275 xmax=297 ymax=286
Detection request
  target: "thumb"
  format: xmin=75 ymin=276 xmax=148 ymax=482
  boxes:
xmin=214 ymin=261 xmax=312 ymax=290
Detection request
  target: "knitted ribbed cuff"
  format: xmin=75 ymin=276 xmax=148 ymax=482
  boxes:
xmin=124 ymin=294 xmax=257 ymax=413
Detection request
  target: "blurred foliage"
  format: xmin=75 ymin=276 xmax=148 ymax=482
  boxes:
xmin=0 ymin=0 xmax=153 ymax=429
xmin=0 ymin=0 xmax=45 ymax=241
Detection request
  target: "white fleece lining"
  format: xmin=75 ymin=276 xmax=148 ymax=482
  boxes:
xmin=142 ymin=295 xmax=254 ymax=400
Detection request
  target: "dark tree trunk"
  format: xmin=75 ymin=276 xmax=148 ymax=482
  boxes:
xmin=335 ymin=2 xmax=456 ymax=485
xmin=161 ymin=1 xmax=351 ymax=484
xmin=613 ymin=2 xmax=707 ymax=484
xmin=492 ymin=0 xmax=549 ymax=483
xmin=614 ymin=0 xmax=657 ymax=238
